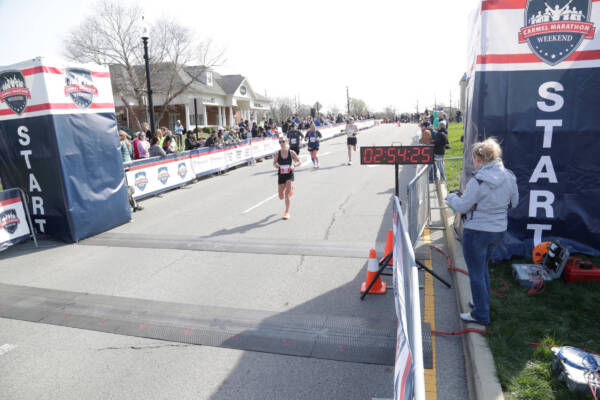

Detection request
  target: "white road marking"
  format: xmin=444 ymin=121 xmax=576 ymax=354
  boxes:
xmin=242 ymin=193 xmax=278 ymax=214
xmin=0 ymin=344 xmax=17 ymax=356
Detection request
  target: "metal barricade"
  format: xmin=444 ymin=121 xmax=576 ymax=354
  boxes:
xmin=406 ymin=164 xmax=431 ymax=246
xmin=392 ymin=196 xmax=425 ymax=400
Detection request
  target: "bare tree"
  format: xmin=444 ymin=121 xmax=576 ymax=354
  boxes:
xmin=296 ymin=104 xmax=311 ymax=119
xmin=383 ymin=106 xmax=396 ymax=119
xmin=270 ymin=97 xmax=294 ymax=123
xmin=64 ymin=0 xmax=224 ymax=131
xmin=350 ymin=98 xmax=369 ymax=116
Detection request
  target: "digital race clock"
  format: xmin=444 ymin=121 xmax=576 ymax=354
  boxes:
xmin=360 ymin=146 xmax=434 ymax=165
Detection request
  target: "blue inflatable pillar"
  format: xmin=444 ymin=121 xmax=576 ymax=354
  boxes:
xmin=0 ymin=57 xmax=130 ymax=242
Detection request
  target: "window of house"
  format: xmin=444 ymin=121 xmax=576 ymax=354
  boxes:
xmin=206 ymin=71 xmax=213 ymax=87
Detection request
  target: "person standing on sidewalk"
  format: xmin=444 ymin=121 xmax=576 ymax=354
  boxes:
xmin=432 ymin=120 xmax=449 ymax=181
xmin=445 ymin=138 xmax=519 ymax=325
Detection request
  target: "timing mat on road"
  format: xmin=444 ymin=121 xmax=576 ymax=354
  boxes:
xmin=80 ymin=232 xmax=386 ymax=258
xmin=0 ymin=283 xmax=396 ymax=365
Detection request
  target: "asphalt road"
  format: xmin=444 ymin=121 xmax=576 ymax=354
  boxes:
xmin=0 ymin=123 xmax=467 ymax=400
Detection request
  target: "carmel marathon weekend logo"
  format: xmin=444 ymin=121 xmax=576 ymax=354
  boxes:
xmin=0 ymin=209 xmax=20 ymax=234
xmin=64 ymin=68 xmax=98 ymax=109
xmin=0 ymin=71 xmax=31 ymax=115
xmin=135 ymin=171 xmax=148 ymax=191
xmin=520 ymin=0 xmax=596 ymax=65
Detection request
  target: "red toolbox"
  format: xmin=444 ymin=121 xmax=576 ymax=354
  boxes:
xmin=564 ymin=257 xmax=600 ymax=283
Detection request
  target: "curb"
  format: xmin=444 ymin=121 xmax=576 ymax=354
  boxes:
xmin=435 ymin=180 xmax=504 ymax=400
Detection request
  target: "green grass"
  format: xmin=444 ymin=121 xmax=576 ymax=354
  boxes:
xmin=444 ymin=122 xmax=464 ymax=191
xmin=487 ymin=259 xmax=600 ymax=399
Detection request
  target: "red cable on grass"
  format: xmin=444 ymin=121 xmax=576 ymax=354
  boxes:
xmin=429 ymin=245 xmax=545 ymax=297
xmin=429 ymin=245 xmax=469 ymax=275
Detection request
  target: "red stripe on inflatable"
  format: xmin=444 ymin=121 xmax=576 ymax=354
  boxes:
xmin=20 ymin=66 xmax=109 ymax=78
xmin=481 ymin=0 xmax=525 ymax=11
xmin=0 ymin=103 xmax=115 ymax=116
xmin=0 ymin=197 xmax=20 ymax=207
xmin=482 ymin=0 xmax=600 ymax=11
xmin=21 ymin=66 xmax=64 ymax=75
xmin=477 ymin=49 xmax=600 ymax=64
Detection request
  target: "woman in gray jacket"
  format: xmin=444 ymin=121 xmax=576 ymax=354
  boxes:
xmin=445 ymin=138 xmax=519 ymax=325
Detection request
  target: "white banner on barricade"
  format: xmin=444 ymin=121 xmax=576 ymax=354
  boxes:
xmin=189 ymin=148 xmax=216 ymax=177
xmin=392 ymin=196 xmax=415 ymax=400
xmin=223 ymin=141 xmax=253 ymax=169
xmin=126 ymin=155 xmax=194 ymax=199
xmin=0 ymin=188 xmax=33 ymax=251
xmin=124 ymin=122 xmax=375 ymax=201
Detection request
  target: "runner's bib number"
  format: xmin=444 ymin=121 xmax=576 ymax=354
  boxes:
xmin=290 ymin=138 xmax=297 ymax=144
xmin=279 ymin=165 xmax=291 ymax=174
xmin=309 ymin=137 xmax=316 ymax=142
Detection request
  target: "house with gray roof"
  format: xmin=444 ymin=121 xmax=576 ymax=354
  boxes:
xmin=110 ymin=63 xmax=271 ymax=131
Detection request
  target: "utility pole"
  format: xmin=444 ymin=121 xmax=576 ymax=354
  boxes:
xmin=449 ymin=90 xmax=452 ymax=110
xmin=416 ymin=99 xmax=419 ymax=115
xmin=346 ymin=86 xmax=350 ymax=115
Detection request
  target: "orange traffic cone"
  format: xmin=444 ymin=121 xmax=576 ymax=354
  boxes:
xmin=360 ymin=249 xmax=387 ymax=294
xmin=383 ymin=229 xmax=393 ymax=266
xmin=397 ymin=121 xmax=401 ymax=127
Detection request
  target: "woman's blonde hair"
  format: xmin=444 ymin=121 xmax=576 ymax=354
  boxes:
xmin=118 ymin=130 xmax=129 ymax=143
xmin=472 ymin=137 xmax=502 ymax=164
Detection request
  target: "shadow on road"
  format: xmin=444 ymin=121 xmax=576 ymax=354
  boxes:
xmin=203 ymin=214 xmax=281 ymax=238
xmin=206 ymin=162 xmax=419 ymax=400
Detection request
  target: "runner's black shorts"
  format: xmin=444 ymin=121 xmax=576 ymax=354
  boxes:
xmin=308 ymin=146 xmax=319 ymax=152
xmin=347 ymin=137 xmax=357 ymax=146
xmin=290 ymin=146 xmax=300 ymax=155
xmin=278 ymin=173 xmax=294 ymax=185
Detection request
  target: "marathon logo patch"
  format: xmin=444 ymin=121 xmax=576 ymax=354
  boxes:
xmin=157 ymin=167 xmax=170 ymax=185
xmin=177 ymin=162 xmax=187 ymax=179
xmin=0 ymin=71 xmax=31 ymax=115
xmin=135 ymin=171 xmax=148 ymax=191
xmin=0 ymin=209 xmax=20 ymax=234
xmin=64 ymin=68 xmax=98 ymax=109
xmin=520 ymin=0 xmax=594 ymax=65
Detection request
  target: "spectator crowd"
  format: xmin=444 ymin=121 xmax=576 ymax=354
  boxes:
xmin=417 ymin=110 xmax=450 ymax=182
xmin=119 ymin=113 xmax=372 ymax=163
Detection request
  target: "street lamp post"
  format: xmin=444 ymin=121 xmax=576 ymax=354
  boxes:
xmin=141 ymin=16 xmax=156 ymax=135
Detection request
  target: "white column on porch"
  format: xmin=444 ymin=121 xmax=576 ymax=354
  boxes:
xmin=203 ymin=105 xmax=207 ymax=126
xmin=217 ymin=106 xmax=222 ymax=127
xmin=229 ymin=107 xmax=234 ymax=126
xmin=184 ymin=104 xmax=191 ymax=131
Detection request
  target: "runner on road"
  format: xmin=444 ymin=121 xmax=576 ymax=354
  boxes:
xmin=305 ymin=123 xmax=323 ymax=168
xmin=287 ymin=123 xmax=304 ymax=156
xmin=346 ymin=117 xmax=359 ymax=165
xmin=273 ymin=137 xmax=302 ymax=220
